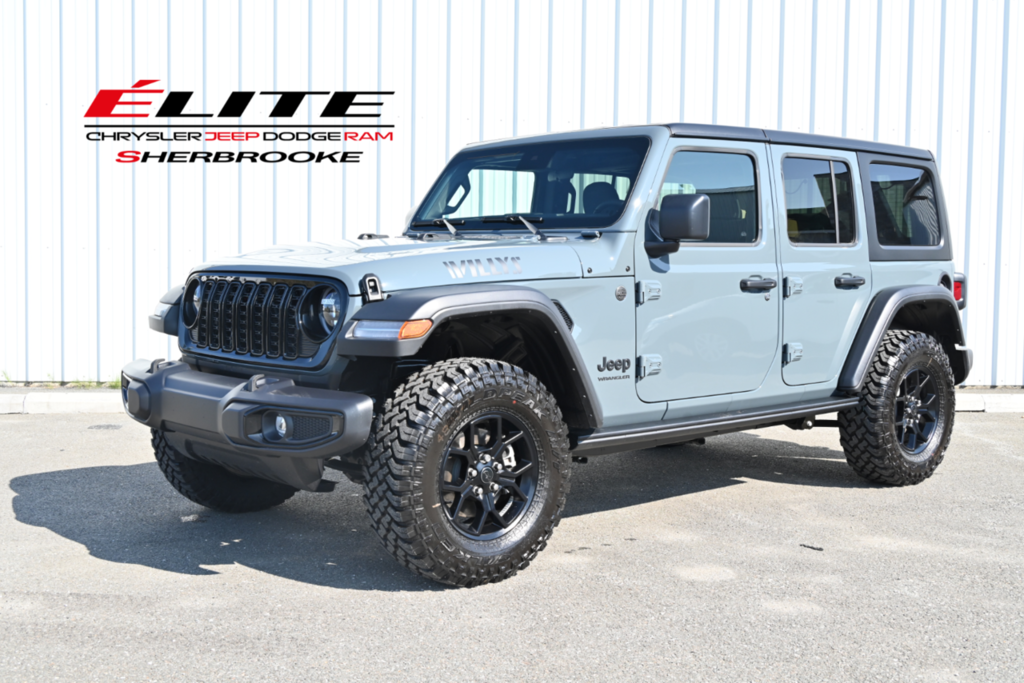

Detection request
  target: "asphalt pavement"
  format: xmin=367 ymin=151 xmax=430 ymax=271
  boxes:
xmin=1 ymin=412 xmax=1022 ymax=682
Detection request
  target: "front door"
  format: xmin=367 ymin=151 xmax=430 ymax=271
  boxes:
xmin=771 ymin=146 xmax=873 ymax=385
xmin=635 ymin=140 xmax=780 ymax=403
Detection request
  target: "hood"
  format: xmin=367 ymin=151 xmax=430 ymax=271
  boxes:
xmin=193 ymin=236 xmax=584 ymax=295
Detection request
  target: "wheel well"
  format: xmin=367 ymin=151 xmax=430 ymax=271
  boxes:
xmin=891 ymin=300 xmax=968 ymax=383
xmin=409 ymin=313 xmax=592 ymax=431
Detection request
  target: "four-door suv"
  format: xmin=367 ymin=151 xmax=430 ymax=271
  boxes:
xmin=124 ymin=123 xmax=971 ymax=586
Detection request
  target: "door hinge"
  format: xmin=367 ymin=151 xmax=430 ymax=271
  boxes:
xmin=636 ymin=280 xmax=662 ymax=304
xmin=784 ymin=276 xmax=803 ymax=298
xmin=783 ymin=343 xmax=803 ymax=364
xmin=638 ymin=354 xmax=663 ymax=378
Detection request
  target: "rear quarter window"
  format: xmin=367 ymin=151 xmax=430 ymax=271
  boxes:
xmin=869 ymin=164 xmax=941 ymax=247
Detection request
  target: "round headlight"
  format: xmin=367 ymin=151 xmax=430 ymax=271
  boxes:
xmin=320 ymin=290 xmax=342 ymax=330
xmin=183 ymin=280 xmax=202 ymax=328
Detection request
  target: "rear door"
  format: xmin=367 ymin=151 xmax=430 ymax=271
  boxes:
xmin=771 ymin=146 xmax=872 ymax=386
xmin=634 ymin=140 xmax=780 ymax=402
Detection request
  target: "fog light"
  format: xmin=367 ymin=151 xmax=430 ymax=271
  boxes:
xmin=275 ymin=414 xmax=291 ymax=438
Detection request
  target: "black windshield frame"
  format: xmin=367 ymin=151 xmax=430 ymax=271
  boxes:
xmin=410 ymin=136 xmax=652 ymax=232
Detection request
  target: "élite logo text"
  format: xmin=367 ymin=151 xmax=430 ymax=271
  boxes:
xmin=85 ymin=80 xmax=393 ymax=122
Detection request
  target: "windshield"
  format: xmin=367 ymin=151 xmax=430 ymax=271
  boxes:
xmin=412 ymin=136 xmax=651 ymax=231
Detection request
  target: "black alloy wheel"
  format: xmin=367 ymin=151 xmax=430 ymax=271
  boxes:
xmin=439 ymin=413 xmax=539 ymax=540
xmin=894 ymin=367 xmax=939 ymax=458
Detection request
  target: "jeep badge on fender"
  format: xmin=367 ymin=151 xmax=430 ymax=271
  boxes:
xmin=597 ymin=357 xmax=631 ymax=373
xmin=124 ymin=122 xmax=970 ymax=587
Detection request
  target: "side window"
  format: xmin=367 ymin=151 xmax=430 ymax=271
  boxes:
xmin=869 ymin=164 xmax=941 ymax=247
xmin=782 ymin=157 xmax=857 ymax=245
xmin=658 ymin=151 xmax=758 ymax=244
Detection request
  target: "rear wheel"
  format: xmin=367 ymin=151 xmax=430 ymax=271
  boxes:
xmin=151 ymin=430 xmax=298 ymax=512
xmin=362 ymin=358 xmax=571 ymax=587
xmin=839 ymin=330 xmax=956 ymax=486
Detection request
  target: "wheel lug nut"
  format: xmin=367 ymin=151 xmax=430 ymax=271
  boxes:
xmin=490 ymin=483 xmax=499 ymax=491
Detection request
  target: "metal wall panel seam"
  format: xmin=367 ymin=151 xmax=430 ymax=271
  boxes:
xmin=273 ymin=0 xmax=277 ymax=244
xmin=166 ymin=0 xmax=172 ymax=362
xmin=745 ymin=0 xmax=752 ymax=126
xmin=646 ymin=0 xmax=652 ymax=123
xmin=905 ymin=0 xmax=914 ymax=146
xmin=872 ymin=0 xmax=882 ymax=140
xmin=445 ymin=0 xmax=451 ymax=158
xmin=990 ymin=0 xmax=1011 ymax=383
xmin=203 ymin=0 xmax=207 ymax=259
xmin=23 ymin=0 xmax=29 ymax=380
xmin=410 ymin=0 xmax=416 ymax=207
xmin=130 ymin=0 xmax=135 ymax=363
xmin=514 ymin=0 xmax=519 ymax=136
xmin=962 ymin=0 xmax=979 ymax=335
xmin=546 ymin=0 xmax=552 ymax=131
xmin=712 ymin=0 xmax=719 ymax=125
xmin=841 ymin=0 xmax=849 ymax=136
xmin=95 ymin=0 xmax=100 ymax=380
xmin=307 ymin=0 xmax=312 ymax=240
xmin=777 ymin=0 xmax=785 ymax=128
xmin=375 ymin=0 xmax=381 ymax=232
xmin=479 ymin=0 xmax=484 ymax=141
xmin=809 ymin=0 xmax=817 ymax=132
xmin=680 ymin=0 xmax=686 ymax=120
xmin=342 ymin=0 xmax=347 ymax=236
xmin=580 ymin=0 xmax=586 ymax=128
xmin=60 ymin=0 xmax=65 ymax=379
xmin=613 ymin=0 xmax=619 ymax=126
xmin=237 ymin=2 xmax=242 ymax=252
xmin=936 ymin=0 xmax=946 ymax=168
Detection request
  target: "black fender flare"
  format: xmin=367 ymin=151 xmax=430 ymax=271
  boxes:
xmin=149 ymin=284 xmax=185 ymax=336
xmin=335 ymin=284 xmax=603 ymax=429
xmin=839 ymin=285 xmax=972 ymax=392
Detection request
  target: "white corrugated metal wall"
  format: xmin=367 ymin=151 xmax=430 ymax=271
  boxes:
xmin=0 ymin=0 xmax=1021 ymax=385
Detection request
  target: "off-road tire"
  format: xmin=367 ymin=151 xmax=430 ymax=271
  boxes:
xmin=151 ymin=429 xmax=298 ymax=512
xmin=362 ymin=358 xmax=571 ymax=587
xmin=839 ymin=330 xmax=955 ymax=486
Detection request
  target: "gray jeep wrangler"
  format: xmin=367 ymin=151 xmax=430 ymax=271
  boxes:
xmin=123 ymin=124 xmax=971 ymax=586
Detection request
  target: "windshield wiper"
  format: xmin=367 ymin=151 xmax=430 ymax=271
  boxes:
xmin=410 ymin=218 xmax=465 ymax=237
xmin=481 ymin=214 xmax=546 ymax=240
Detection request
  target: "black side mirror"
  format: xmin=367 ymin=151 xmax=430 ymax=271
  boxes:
xmin=661 ymin=193 xmax=710 ymax=241
xmin=644 ymin=193 xmax=711 ymax=257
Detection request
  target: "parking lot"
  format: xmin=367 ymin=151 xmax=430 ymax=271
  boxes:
xmin=1 ymin=410 xmax=1022 ymax=681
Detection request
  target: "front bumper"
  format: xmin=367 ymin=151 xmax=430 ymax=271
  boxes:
xmin=120 ymin=359 xmax=374 ymax=491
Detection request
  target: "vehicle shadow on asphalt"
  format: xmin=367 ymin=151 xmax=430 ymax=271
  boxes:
xmin=9 ymin=430 xmax=867 ymax=591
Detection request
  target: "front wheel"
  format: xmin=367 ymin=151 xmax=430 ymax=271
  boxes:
xmin=362 ymin=358 xmax=571 ymax=587
xmin=152 ymin=430 xmax=298 ymax=512
xmin=839 ymin=330 xmax=956 ymax=486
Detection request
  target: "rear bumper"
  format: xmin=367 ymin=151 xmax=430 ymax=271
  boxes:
xmin=120 ymin=359 xmax=374 ymax=491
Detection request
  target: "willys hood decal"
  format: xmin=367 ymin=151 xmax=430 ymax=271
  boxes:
xmin=193 ymin=236 xmax=584 ymax=294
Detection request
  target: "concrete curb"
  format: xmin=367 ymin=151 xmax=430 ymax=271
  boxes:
xmin=0 ymin=391 xmax=1022 ymax=415
xmin=1 ymin=392 xmax=124 ymax=415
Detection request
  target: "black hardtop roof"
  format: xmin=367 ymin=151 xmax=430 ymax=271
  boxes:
xmin=666 ymin=123 xmax=933 ymax=161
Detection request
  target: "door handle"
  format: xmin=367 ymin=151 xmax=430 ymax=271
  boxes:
xmin=740 ymin=277 xmax=778 ymax=292
xmin=834 ymin=275 xmax=866 ymax=288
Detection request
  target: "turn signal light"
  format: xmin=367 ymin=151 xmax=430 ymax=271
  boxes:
xmin=398 ymin=319 xmax=433 ymax=340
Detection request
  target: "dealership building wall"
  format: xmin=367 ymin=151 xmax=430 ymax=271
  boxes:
xmin=1 ymin=0 xmax=1021 ymax=385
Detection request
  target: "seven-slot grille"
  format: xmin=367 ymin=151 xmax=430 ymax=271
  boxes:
xmin=189 ymin=276 xmax=320 ymax=361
